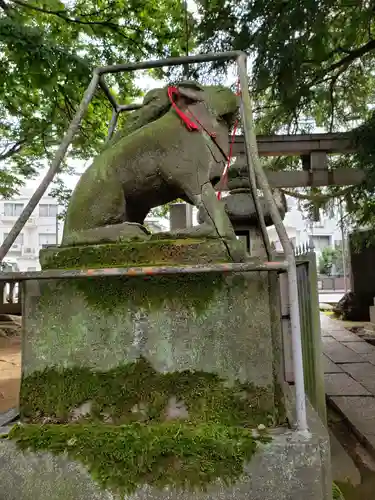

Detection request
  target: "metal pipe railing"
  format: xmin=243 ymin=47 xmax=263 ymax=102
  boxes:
xmin=0 ymin=52 xmax=243 ymax=262
xmin=237 ymin=57 xmax=272 ymax=259
xmin=237 ymin=53 xmax=308 ymax=433
xmin=0 ymin=261 xmax=288 ymax=282
xmin=0 ymin=50 xmax=308 ymax=432
xmin=107 ymin=109 xmax=119 ymax=141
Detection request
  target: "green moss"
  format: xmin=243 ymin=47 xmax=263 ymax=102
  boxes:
xmin=40 ymin=239 xmax=231 ymax=270
xmin=20 ymin=357 xmax=271 ymax=426
xmin=332 ymin=482 xmax=346 ymax=499
xmin=39 ymin=239 xmax=231 ymax=314
xmin=7 ymin=421 xmax=270 ymax=495
xmin=16 ymin=358 xmax=273 ymax=494
xmin=271 ymin=382 xmax=286 ymax=427
xmin=67 ymin=273 xmax=224 ymax=314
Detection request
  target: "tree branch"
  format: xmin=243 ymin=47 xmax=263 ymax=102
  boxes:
xmin=314 ymin=39 xmax=375 ymax=85
xmin=9 ymin=0 xmax=148 ymax=55
xmin=10 ymin=0 xmax=142 ymax=33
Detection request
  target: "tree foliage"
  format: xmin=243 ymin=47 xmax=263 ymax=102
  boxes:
xmin=318 ymin=245 xmax=348 ymax=277
xmin=196 ymin=0 xmax=375 ymax=226
xmin=197 ymin=0 xmax=375 ymax=133
xmin=0 ymin=0 xmax=190 ymax=197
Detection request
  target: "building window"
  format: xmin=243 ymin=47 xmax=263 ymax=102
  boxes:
xmin=3 ymin=232 xmax=24 ymax=245
xmin=4 ymin=203 xmax=24 ymax=217
xmin=39 ymin=233 xmax=56 ymax=248
xmin=39 ymin=204 xmax=57 ymax=217
xmin=311 ymin=235 xmax=330 ymax=251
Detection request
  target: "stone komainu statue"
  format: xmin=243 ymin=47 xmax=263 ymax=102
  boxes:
xmin=62 ymin=81 xmax=240 ymax=247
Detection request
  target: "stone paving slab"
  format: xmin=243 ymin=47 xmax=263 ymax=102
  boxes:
xmin=360 ymin=352 xmax=375 ymax=366
xmin=342 ymin=341 xmax=375 ymax=355
xmin=321 ymin=330 xmax=332 ymax=337
xmin=320 ymin=315 xmax=344 ymax=331
xmin=340 ymin=363 xmax=375 ymax=395
xmin=323 ymin=354 xmax=343 ymax=373
xmin=324 ymin=373 xmax=371 ymax=396
xmin=331 ymin=396 xmax=375 ymax=452
xmin=321 ymin=314 xmax=375 ymax=456
xmin=328 ymin=330 xmax=362 ymax=342
xmin=322 ymin=337 xmax=366 ymax=364
xmin=0 ymin=408 xmax=18 ymax=427
xmin=329 ymin=430 xmax=361 ymax=486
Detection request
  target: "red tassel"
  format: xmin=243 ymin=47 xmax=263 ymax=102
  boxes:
xmin=216 ymin=80 xmax=241 ymax=200
xmin=167 ymin=86 xmax=199 ymax=131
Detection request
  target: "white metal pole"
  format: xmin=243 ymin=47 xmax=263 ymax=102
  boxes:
xmin=237 ymin=53 xmax=308 ymax=432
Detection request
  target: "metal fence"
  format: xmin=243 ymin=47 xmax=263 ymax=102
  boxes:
xmin=318 ymin=275 xmax=349 ymax=292
xmin=0 ymin=280 xmax=21 ymax=315
xmin=294 ymin=245 xmax=327 ymax=423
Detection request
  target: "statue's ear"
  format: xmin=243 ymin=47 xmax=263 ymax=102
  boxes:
xmin=177 ymin=82 xmax=205 ymax=102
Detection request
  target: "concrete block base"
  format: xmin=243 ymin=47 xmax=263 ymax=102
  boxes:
xmin=0 ymin=425 xmax=330 ymax=500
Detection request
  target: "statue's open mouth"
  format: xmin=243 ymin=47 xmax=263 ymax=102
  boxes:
xmin=210 ymin=176 xmax=222 ymax=187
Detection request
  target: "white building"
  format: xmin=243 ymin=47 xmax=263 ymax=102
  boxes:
xmin=1 ymin=185 xmax=345 ymax=272
xmin=0 ymin=187 xmax=169 ymax=271
xmin=268 ymin=196 xmax=346 ymax=259
xmin=0 ymin=187 xmax=60 ymax=271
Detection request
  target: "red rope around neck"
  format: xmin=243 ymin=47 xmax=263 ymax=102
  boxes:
xmin=217 ymin=80 xmax=241 ymax=200
xmin=166 ymin=83 xmax=240 ymax=201
xmin=167 ymin=86 xmax=199 ymax=131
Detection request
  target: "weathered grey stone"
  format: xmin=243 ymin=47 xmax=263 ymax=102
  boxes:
xmin=322 ymin=337 xmax=364 ymax=363
xmin=283 ymin=385 xmax=332 ymax=500
xmin=330 ymin=396 xmax=375 ymax=453
xmin=329 ymin=430 xmax=360 ymax=486
xmin=323 ymin=355 xmax=343 ymax=374
xmin=62 ymin=82 xmax=240 ymax=250
xmin=340 ymin=363 xmax=375 ymax=395
xmin=0 ymin=440 xmax=113 ymax=500
xmin=0 ymin=408 xmax=18 ymax=427
xmin=324 ymin=373 xmax=371 ymax=396
xmin=39 ymin=238 xmax=238 ymax=270
xmin=21 ymin=270 xmax=276 ymax=406
xmin=0 ymin=425 xmax=331 ymax=500
xmin=342 ymin=341 xmax=375 ymax=355
xmin=329 ymin=330 xmax=364 ymax=342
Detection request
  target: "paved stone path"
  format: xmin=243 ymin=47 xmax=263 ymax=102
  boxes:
xmin=321 ymin=313 xmax=375 ymax=452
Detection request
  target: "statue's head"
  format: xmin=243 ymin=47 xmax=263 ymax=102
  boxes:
xmin=170 ymin=81 xmax=239 ymax=128
xmin=111 ymin=81 xmax=239 ymax=145
xmin=166 ymin=82 xmax=239 ymax=186
xmin=202 ymin=85 xmax=239 ymax=128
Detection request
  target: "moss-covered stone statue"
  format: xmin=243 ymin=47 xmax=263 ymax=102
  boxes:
xmin=62 ymin=81 xmax=240 ymax=252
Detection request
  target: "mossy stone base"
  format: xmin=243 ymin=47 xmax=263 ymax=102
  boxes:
xmin=39 ymin=238 xmax=236 ymax=270
xmin=22 ymin=270 xmax=277 ymax=412
xmin=0 ymin=424 xmax=332 ymax=500
xmin=19 ymin=239 xmax=286 ymax=495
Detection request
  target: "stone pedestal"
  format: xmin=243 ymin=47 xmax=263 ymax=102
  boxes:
xmin=0 ymin=420 xmax=331 ymax=500
xmin=0 ymin=238 xmax=331 ymax=499
xmin=22 ymin=239 xmax=278 ymax=416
